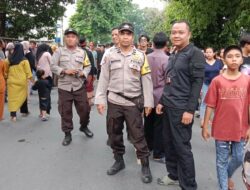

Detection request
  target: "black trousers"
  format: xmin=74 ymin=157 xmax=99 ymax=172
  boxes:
xmin=107 ymin=101 xmax=150 ymax=159
xmin=97 ymin=69 xmax=101 ymax=80
xmin=144 ymin=108 xmax=164 ymax=158
xmin=58 ymin=87 xmax=90 ymax=133
xmin=162 ymin=107 xmax=197 ymax=190
xmin=10 ymin=99 xmax=28 ymax=117
xmin=39 ymin=97 xmax=51 ymax=114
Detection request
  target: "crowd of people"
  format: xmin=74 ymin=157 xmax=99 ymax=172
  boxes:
xmin=1 ymin=20 xmax=250 ymax=190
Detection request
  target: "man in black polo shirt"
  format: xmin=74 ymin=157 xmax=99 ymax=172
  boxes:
xmin=156 ymin=20 xmax=205 ymax=190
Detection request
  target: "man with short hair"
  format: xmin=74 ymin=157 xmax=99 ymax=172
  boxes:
xmin=156 ymin=20 xmax=205 ymax=190
xmin=96 ymin=44 xmax=105 ymax=80
xmin=138 ymin=34 xmax=153 ymax=55
xmin=240 ymin=32 xmax=250 ymax=75
xmin=51 ymin=28 xmax=93 ymax=146
xmin=144 ymin=32 xmax=169 ymax=163
xmin=95 ymin=22 xmax=154 ymax=183
xmin=29 ymin=40 xmax=37 ymax=58
xmin=79 ymin=37 xmax=96 ymax=105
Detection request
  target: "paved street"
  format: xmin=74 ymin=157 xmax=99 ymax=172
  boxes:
xmin=0 ymin=87 xmax=245 ymax=190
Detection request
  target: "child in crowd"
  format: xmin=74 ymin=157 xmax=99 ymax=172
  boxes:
xmin=32 ymin=69 xmax=52 ymax=121
xmin=202 ymin=45 xmax=250 ymax=190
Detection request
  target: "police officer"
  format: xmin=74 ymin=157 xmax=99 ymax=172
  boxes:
xmin=95 ymin=22 xmax=154 ymax=183
xmin=51 ymin=28 xmax=93 ymax=146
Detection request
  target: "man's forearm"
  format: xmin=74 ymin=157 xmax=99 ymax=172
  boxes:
xmin=187 ymin=77 xmax=203 ymax=112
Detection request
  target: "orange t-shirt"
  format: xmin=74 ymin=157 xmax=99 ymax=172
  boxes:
xmin=205 ymin=74 xmax=250 ymax=142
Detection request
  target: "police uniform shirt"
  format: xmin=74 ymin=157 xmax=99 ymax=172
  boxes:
xmin=51 ymin=46 xmax=91 ymax=92
xmin=95 ymin=47 xmax=154 ymax=108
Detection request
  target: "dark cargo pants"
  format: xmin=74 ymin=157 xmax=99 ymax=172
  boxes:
xmin=58 ymin=87 xmax=90 ymax=133
xmin=107 ymin=101 xmax=150 ymax=159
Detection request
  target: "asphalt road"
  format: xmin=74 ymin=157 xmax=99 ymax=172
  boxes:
xmin=0 ymin=87 xmax=245 ymax=190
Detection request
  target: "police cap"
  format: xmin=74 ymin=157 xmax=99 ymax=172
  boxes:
xmin=64 ymin=28 xmax=78 ymax=36
xmin=118 ymin=22 xmax=134 ymax=33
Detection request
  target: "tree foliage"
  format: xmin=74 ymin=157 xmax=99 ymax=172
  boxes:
xmin=142 ymin=7 xmax=165 ymax=40
xmin=69 ymin=0 xmax=166 ymax=44
xmin=163 ymin=0 xmax=250 ymax=49
xmin=70 ymin=0 xmax=132 ymax=43
xmin=0 ymin=0 xmax=73 ymax=38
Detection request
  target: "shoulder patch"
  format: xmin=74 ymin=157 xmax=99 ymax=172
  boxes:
xmin=141 ymin=56 xmax=151 ymax=75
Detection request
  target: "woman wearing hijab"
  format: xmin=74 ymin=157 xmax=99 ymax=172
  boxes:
xmin=4 ymin=42 xmax=15 ymax=104
xmin=5 ymin=42 xmax=15 ymax=59
xmin=36 ymin=43 xmax=53 ymax=116
xmin=21 ymin=41 xmax=36 ymax=72
xmin=22 ymin=41 xmax=36 ymax=97
xmin=36 ymin=44 xmax=53 ymax=82
xmin=5 ymin=43 xmax=33 ymax=121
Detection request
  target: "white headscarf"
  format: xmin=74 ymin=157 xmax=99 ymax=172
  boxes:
xmin=5 ymin=42 xmax=15 ymax=58
xmin=21 ymin=41 xmax=30 ymax=55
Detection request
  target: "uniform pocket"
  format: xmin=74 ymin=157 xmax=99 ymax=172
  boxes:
xmin=59 ymin=56 xmax=70 ymax=66
xmin=110 ymin=62 xmax=122 ymax=70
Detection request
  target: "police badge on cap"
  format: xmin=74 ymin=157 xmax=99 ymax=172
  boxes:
xmin=118 ymin=22 xmax=134 ymax=33
xmin=64 ymin=28 xmax=78 ymax=36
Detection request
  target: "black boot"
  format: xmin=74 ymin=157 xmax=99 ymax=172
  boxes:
xmin=62 ymin=132 xmax=72 ymax=146
xmin=107 ymin=155 xmax=125 ymax=175
xmin=141 ymin=157 xmax=152 ymax=183
xmin=79 ymin=126 xmax=94 ymax=138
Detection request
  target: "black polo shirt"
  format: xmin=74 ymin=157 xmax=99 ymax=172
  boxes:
xmin=160 ymin=43 xmax=205 ymax=112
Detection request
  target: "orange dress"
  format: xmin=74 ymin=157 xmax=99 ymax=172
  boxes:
xmin=0 ymin=59 xmax=6 ymax=120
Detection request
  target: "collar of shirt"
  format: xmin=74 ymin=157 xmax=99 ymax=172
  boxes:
xmin=173 ymin=43 xmax=193 ymax=55
xmin=63 ymin=46 xmax=81 ymax=54
xmin=116 ymin=47 xmax=136 ymax=57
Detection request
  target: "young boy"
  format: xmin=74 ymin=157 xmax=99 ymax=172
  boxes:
xmin=32 ymin=69 xmax=52 ymax=121
xmin=202 ymin=45 xmax=250 ymax=190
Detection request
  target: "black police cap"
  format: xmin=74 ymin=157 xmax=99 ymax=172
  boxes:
xmin=118 ymin=22 xmax=134 ymax=33
xmin=64 ymin=28 xmax=78 ymax=36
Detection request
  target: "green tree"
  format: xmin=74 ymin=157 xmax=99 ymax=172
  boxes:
xmin=163 ymin=0 xmax=250 ymax=49
xmin=142 ymin=7 xmax=166 ymax=40
xmin=70 ymin=0 xmax=132 ymax=43
xmin=122 ymin=4 xmax=146 ymax=42
xmin=0 ymin=0 xmax=73 ymax=38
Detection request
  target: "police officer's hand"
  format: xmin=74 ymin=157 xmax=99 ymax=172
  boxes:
xmin=181 ymin=112 xmax=193 ymax=125
xmin=145 ymin=107 xmax=152 ymax=117
xmin=97 ymin=104 xmax=105 ymax=115
xmin=65 ymin=69 xmax=78 ymax=75
xmin=156 ymin=104 xmax=164 ymax=115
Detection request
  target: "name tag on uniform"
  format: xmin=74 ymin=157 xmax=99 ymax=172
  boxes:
xmin=75 ymin=56 xmax=84 ymax=63
xmin=110 ymin=59 xmax=121 ymax=64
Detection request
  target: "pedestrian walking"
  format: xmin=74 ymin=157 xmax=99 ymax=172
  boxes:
xmin=32 ymin=69 xmax=52 ymax=121
xmin=95 ymin=22 xmax=154 ymax=183
xmin=4 ymin=43 xmax=33 ymax=122
xmin=202 ymin=45 xmax=250 ymax=190
xmin=50 ymin=28 xmax=93 ymax=146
